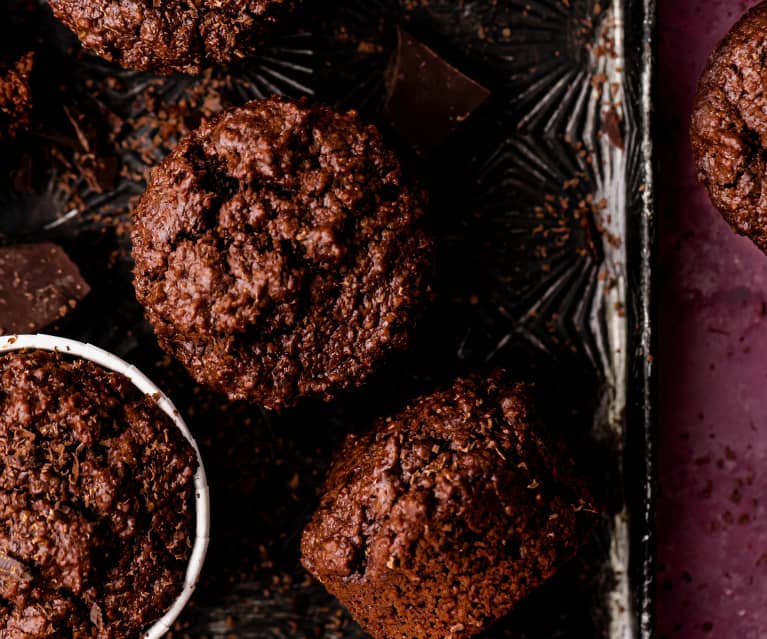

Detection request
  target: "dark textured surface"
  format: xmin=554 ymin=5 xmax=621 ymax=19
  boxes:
xmin=48 ymin=0 xmax=299 ymax=74
xmin=0 ymin=350 xmax=197 ymax=639
xmin=301 ymin=374 xmax=596 ymax=639
xmin=132 ymin=96 xmax=433 ymax=410
xmin=690 ymin=0 xmax=767 ymax=254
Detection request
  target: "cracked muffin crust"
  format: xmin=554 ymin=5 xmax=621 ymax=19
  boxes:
xmin=300 ymin=374 xmax=596 ymax=639
xmin=132 ymin=96 xmax=433 ymax=411
xmin=691 ymin=1 xmax=767 ymax=253
xmin=48 ymin=0 xmax=298 ymax=74
xmin=0 ymin=350 xmax=197 ymax=639
xmin=0 ymin=51 xmax=33 ymax=143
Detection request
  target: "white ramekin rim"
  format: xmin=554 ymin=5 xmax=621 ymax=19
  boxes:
xmin=0 ymin=334 xmax=210 ymax=639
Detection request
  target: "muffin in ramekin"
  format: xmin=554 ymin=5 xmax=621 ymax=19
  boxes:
xmin=0 ymin=335 xmax=210 ymax=639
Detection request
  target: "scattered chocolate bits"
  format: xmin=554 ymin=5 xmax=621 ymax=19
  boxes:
xmin=0 ymin=51 xmax=33 ymax=143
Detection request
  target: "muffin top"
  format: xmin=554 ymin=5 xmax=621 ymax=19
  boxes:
xmin=48 ymin=0 xmax=298 ymax=74
xmin=0 ymin=350 xmax=197 ymax=639
xmin=301 ymin=374 xmax=595 ymax=639
xmin=691 ymin=0 xmax=767 ymax=253
xmin=132 ymin=96 xmax=433 ymax=410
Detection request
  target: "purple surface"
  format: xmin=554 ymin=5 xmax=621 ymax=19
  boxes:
xmin=657 ymin=1 xmax=767 ymax=638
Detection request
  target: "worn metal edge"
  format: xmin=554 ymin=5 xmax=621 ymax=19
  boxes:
xmin=635 ymin=0 xmax=656 ymax=636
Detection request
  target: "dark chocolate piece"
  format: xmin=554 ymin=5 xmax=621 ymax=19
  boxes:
xmin=0 ymin=242 xmax=90 ymax=334
xmin=383 ymin=27 xmax=490 ymax=155
xmin=0 ymin=554 xmax=33 ymax=604
xmin=0 ymin=555 xmax=31 ymax=582
xmin=603 ymin=108 xmax=624 ymax=150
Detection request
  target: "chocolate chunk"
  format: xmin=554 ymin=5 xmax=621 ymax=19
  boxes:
xmin=0 ymin=242 xmax=90 ymax=334
xmin=383 ymin=27 xmax=490 ymax=155
xmin=0 ymin=555 xmax=31 ymax=582
xmin=0 ymin=554 xmax=32 ymax=601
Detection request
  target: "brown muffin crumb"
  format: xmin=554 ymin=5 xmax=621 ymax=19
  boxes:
xmin=48 ymin=0 xmax=299 ymax=74
xmin=132 ymin=96 xmax=433 ymax=410
xmin=0 ymin=350 xmax=197 ymax=639
xmin=691 ymin=1 xmax=767 ymax=252
xmin=301 ymin=374 xmax=596 ymax=639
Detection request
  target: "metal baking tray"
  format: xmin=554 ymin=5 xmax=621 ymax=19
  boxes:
xmin=0 ymin=0 xmax=655 ymax=637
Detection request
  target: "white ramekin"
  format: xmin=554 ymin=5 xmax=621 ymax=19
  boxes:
xmin=0 ymin=334 xmax=210 ymax=639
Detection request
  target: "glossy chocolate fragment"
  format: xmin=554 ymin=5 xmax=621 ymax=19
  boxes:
xmin=383 ymin=27 xmax=490 ymax=155
xmin=0 ymin=242 xmax=90 ymax=334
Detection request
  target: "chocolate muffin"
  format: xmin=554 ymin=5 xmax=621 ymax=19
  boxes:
xmin=300 ymin=374 xmax=596 ymax=639
xmin=132 ymin=96 xmax=433 ymax=410
xmin=0 ymin=350 xmax=198 ymax=639
xmin=691 ymin=1 xmax=767 ymax=253
xmin=48 ymin=0 xmax=299 ymax=74
xmin=0 ymin=51 xmax=33 ymax=143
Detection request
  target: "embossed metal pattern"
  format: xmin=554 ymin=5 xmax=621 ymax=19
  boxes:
xmin=0 ymin=0 xmax=655 ymax=637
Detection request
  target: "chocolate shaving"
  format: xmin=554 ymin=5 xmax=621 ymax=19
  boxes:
xmin=89 ymin=603 xmax=104 ymax=628
xmin=603 ymin=108 xmax=624 ymax=150
xmin=0 ymin=554 xmax=31 ymax=581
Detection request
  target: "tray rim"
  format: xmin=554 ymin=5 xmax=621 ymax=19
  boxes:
xmin=630 ymin=0 xmax=657 ymax=636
